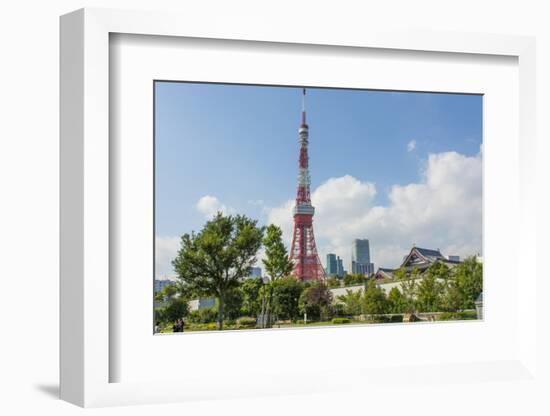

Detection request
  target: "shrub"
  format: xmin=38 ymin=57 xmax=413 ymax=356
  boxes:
xmin=155 ymin=298 xmax=189 ymax=324
xmin=331 ymin=317 xmax=351 ymax=324
xmin=236 ymin=316 xmax=257 ymax=328
xmin=189 ymin=322 xmax=219 ymax=331
xmin=438 ymin=310 xmax=478 ymax=321
xmin=188 ymin=307 xmax=218 ymax=324
xmin=368 ymin=315 xmax=403 ymax=324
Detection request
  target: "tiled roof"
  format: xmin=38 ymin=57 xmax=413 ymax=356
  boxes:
xmin=415 ymin=247 xmax=444 ymax=258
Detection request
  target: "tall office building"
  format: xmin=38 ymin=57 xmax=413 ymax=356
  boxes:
xmin=326 ymin=253 xmax=338 ymax=276
xmin=337 ymin=257 xmax=344 ymax=276
xmin=351 ymin=239 xmax=374 ymax=275
xmin=326 ymin=253 xmax=345 ymax=277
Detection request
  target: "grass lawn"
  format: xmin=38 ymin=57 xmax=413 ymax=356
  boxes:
xmin=157 ymin=311 xmax=478 ymax=333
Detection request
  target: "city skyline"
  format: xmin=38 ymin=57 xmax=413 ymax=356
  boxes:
xmin=155 ymin=82 xmax=482 ymax=279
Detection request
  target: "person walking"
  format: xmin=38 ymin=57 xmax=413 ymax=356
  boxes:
xmin=172 ymin=319 xmax=181 ymax=333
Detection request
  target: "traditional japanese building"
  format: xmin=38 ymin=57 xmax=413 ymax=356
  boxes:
xmin=373 ymin=267 xmax=396 ymax=280
xmin=400 ymin=246 xmax=461 ymax=272
xmin=373 ymin=246 xmax=462 ymax=280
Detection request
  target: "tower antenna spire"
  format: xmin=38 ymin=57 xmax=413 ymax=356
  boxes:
xmin=301 ymin=88 xmax=307 ymax=126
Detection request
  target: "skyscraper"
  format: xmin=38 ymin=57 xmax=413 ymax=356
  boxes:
xmin=326 ymin=253 xmax=338 ymax=276
xmin=351 ymin=239 xmax=374 ymax=275
xmin=337 ymin=257 xmax=344 ymax=277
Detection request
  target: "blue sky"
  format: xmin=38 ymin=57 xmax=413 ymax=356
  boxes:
xmin=155 ymin=82 xmax=482 ymax=277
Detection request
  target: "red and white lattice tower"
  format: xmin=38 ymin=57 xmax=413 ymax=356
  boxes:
xmin=289 ymin=89 xmax=326 ymax=282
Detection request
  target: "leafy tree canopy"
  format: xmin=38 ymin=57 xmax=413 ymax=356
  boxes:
xmin=272 ymin=277 xmax=304 ymax=320
xmin=363 ymin=280 xmax=389 ymax=315
xmin=337 ymin=289 xmax=363 ymax=316
xmin=262 ymin=224 xmax=294 ymax=282
xmin=299 ymin=281 xmax=333 ymax=320
xmin=172 ymin=212 xmax=264 ymax=329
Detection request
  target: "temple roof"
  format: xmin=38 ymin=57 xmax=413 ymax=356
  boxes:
xmin=400 ymin=246 xmax=459 ymax=269
xmin=414 ymin=247 xmax=444 ymax=259
xmin=374 ymin=267 xmax=395 ymax=280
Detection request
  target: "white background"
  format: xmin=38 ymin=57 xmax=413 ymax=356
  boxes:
xmin=1 ymin=1 xmax=549 ymax=415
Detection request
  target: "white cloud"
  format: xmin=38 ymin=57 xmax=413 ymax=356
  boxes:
xmin=247 ymin=199 xmax=265 ymax=206
xmin=407 ymin=139 xmax=417 ymax=152
xmin=155 ymin=236 xmax=180 ymax=280
xmin=196 ymin=195 xmax=234 ymax=218
xmin=266 ymin=151 xmax=482 ymax=271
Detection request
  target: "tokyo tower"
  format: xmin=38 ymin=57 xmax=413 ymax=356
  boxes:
xmin=289 ymin=89 xmax=326 ymax=282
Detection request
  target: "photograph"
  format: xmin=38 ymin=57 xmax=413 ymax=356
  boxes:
xmin=153 ymin=82 xmax=483 ymax=333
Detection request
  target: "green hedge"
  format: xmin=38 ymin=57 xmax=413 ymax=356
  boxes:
xmin=437 ymin=311 xmax=478 ymax=321
xmin=188 ymin=322 xmax=218 ymax=331
xmin=331 ymin=317 xmax=351 ymax=324
xmin=236 ymin=316 xmax=257 ymax=328
xmin=188 ymin=307 xmax=218 ymax=324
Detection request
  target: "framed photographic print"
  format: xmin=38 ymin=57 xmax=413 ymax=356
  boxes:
xmin=60 ymin=7 xmax=539 ymax=409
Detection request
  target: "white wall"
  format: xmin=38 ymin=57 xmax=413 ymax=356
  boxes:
xmin=1 ymin=1 xmax=549 ymax=415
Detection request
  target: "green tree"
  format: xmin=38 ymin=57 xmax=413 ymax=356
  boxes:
xmin=154 ymin=291 xmax=165 ymax=303
xmin=240 ymin=277 xmax=264 ymax=317
xmin=416 ymin=273 xmax=443 ymax=312
xmin=416 ymin=262 xmax=449 ymax=312
xmin=161 ymin=298 xmax=190 ymax=324
xmin=426 ymin=261 xmax=451 ymax=280
xmin=154 ymin=283 xmax=177 ymax=303
xmin=344 ymin=273 xmax=366 ymax=286
xmin=440 ymin=279 xmax=463 ymax=312
xmin=327 ymin=277 xmax=341 ymax=288
xmin=260 ymin=225 xmax=294 ymax=328
xmin=363 ymin=280 xmax=389 ymax=315
xmin=163 ymin=284 xmax=178 ymax=300
xmin=387 ymin=287 xmax=406 ymax=313
xmin=454 ymin=257 xmax=483 ymax=309
xmin=223 ymin=288 xmax=244 ymax=320
xmin=272 ymin=277 xmax=304 ymax=320
xmin=172 ymin=213 xmax=264 ymax=330
xmin=299 ymin=282 xmax=333 ymax=321
xmin=395 ymin=267 xmax=417 ymax=313
xmin=337 ymin=289 xmax=363 ymax=316
xmin=262 ymin=224 xmax=294 ymax=281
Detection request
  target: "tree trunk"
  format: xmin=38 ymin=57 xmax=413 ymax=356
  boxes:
xmin=218 ymin=292 xmax=225 ymax=330
xmin=265 ymin=286 xmax=273 ymax=328
xmin=259 ymin=289 xmax=267 ymax=328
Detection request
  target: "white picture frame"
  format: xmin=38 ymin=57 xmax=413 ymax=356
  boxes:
xmin=60 ymin=7 xmax=538 ymax=408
